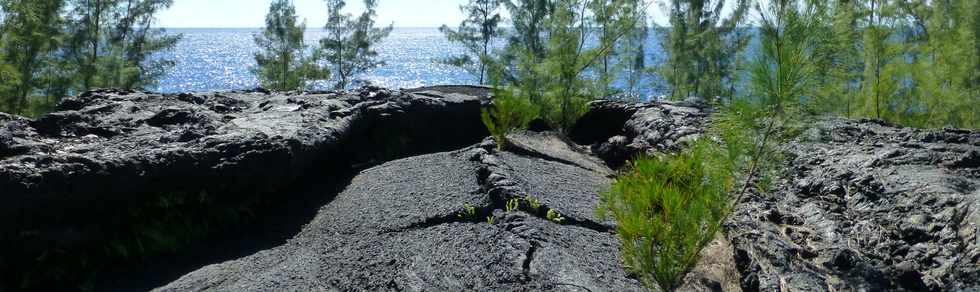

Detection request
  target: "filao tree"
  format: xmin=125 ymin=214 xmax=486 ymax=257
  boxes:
xmin=439 ymin=0 xmax=504 ymax=85
xmin=858 ymin=0 xmax=901 ymax=120
xmin=317 ymin=0 xmax=392 ymax=90
xmin=599 ymin=0 xmax=822 ymax=289
xmin=0 ymin=0 xmax=64 ymax=114
xmin=656 ymin=0 xmax=751 ymax=100
xmin=63 ymin=0 xmax=181 ymax=92
xmin=64 ymin=0 xmax=115 ymax=90
xmin=537 ymin=0 xmax=592 ymax=131
xmin=253 ymin=0 xmax=322 ymax=91
xmin=800 ymin=0 xmax=979 ymax=128
xmin=620 ymin=0 xmax=649 ymax=100
xmin=807 ymin=0 xmax=863 ymax=117
xmin=0 ymin=0 xmax=179 ymax=116
xmin=485 ymin=0 xmax=645 ymax=136
xmin=902 ymin=0 xmax=980 ymax=128
xmin=497 ymin=0 xmax=550 ymax=96
xmin=589 ymin=0 xmax=650 ymax=99
xmin=109 ymin=0 xmax=183 ymax=90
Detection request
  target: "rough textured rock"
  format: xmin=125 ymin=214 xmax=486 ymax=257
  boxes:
xmin=574 ymin=100 xmax=980 ymax=291
xmin=157 ymin=133 xmax=643 ymax=291
xmin=4 ymin=87 xmax=979 ymax=291
xmin=0 ymin=86 xmax=491 ymax=290
xmin=571 ymin=99 xmax=710 ymax=168
xmin=727 ymin=119 xmax=980 ymax=291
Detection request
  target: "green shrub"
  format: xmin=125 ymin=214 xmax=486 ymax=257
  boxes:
xmin=598 ymin=141 xmax=734 ymax=292
xmin=481 ymin=85 xmax=539 ymax=149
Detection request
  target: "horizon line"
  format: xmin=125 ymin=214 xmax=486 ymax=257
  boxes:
xmin=153 ymin=26 xmax=692 ymax=29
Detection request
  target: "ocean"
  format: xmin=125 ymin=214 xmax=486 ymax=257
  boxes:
xmin=151 ymin=27 xmax=666 ymax=96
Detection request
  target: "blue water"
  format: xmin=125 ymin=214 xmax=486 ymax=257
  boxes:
xmin=151 ymin=27 xmax=666 ymax=95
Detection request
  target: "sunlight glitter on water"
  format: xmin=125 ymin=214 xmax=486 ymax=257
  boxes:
xmin=151 ymin=27 xmax=668 ymax=97
xmin=151 ymin=28 xmax=479 ymax=93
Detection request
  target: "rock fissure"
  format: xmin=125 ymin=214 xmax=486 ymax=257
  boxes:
xmin=0 ymin=86 xmax=492 ymax=291
xmin=522 ymin=240 xmax=539 ymax=278
xmin=383 ymin=201 xmax=497 ymax=234
xmin=475 ymin=144 xmax=614 ymax=234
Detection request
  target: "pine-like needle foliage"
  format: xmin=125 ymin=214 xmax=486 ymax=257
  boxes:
xmin=0 ymin=0 xmax=63 ymax=114
xmin=805 ymin=0 xmax=980 ymax=129
xmin=900 ymin=0 xmax=980 ymax=128
xmin=0 ymin=0 xmax=181 ymax=116
xmin=487 ymin=0 xmax=642 ymax=134
xmin=482 ymin=80 xmax=539 ymax=149
xmin=317 ymin=0 xmax=392 ymax=90
xmin=807 ymin=0 xmax=862 ymax=117
xmin=598 ymin=141 xmax=734 ymax=292
xmin=600 ymin=2 xmax=819 ymax=291
xmin=655 ymin=0 xmax=751 ymax=101
xmin=253 ymin=0 xmax=324 ymax=91
xmin=749 ymin=0 xmax=817 ymax=111
xmin=439 ymin=0 xmax=504 ymax=85
xmin=859 ymin=0 xmax=902 ymax=121
xmin=64 ymin=0 xmax=182 ymax=91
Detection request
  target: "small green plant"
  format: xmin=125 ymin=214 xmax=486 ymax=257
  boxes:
xmin=459 ymin=203 xmax=477 ymax=219
xmin=486 ymin=215 xmax=496 ymax=225
xmin=506 ymin=198 xmax=520 ymax=212
xmin=482 ymin=85 xmax=539 ymax=149
xmin=525 ymin=195 xmax=542 ymax=213
xmin=546 ymin=209 xmax=565 ymax=223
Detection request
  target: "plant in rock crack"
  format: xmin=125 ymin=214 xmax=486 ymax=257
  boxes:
xmin=487 ymin=215 xmax=496 ymax=225
xmin=481 ymin=84 xmax=539 ymax=150
xmin=597 ymin=1 xmax=815 ymax=290
xmin=506 ymin=198 xmax=520 ymax=212
xmin=546 ymin=209 xmax=565 ymax=223
xmin=525 ymin=195 xmax=542 ymax=213
xmin=458 ymin=203 xmax=478 ymax=219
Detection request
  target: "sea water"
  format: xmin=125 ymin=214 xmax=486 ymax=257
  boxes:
xmin=151 ymin=27 xmax=667 ymax=97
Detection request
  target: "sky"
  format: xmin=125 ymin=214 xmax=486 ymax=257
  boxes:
xmin=155 ymin=0 xmax=683 ymax=28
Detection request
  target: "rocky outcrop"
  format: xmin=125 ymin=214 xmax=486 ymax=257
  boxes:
xmin=569 ymin=101 xmax=980 ymax=291
xmin=575 ymin=100 xmax=980 ymax=291
xmin=570 ymin=99 xmax=710 ymax=168
xmin=727 ymin=119 xmax=980 ymax=291
xmin=2 ymin=86 xmax=978 ymax=291
xmin=153 ymin=99 xmax=721 ymax=291
xmin=157 ymin=132 xmax=643 ymax=291
xmin=0 ymin=86 xmax=491 ymax=290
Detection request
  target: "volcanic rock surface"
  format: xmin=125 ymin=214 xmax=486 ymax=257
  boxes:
xmin=157 ymin=133 xmax=645 ymax=291
xmin=1 ymin=86 xmax=978 ymax=291
xmin=728 ymin=119 xmax=980 ymax=291
xmin=571 ymin=98 xmax=710 ymax=168
xmin=0 ymin=86 xmax=491 ymax=290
